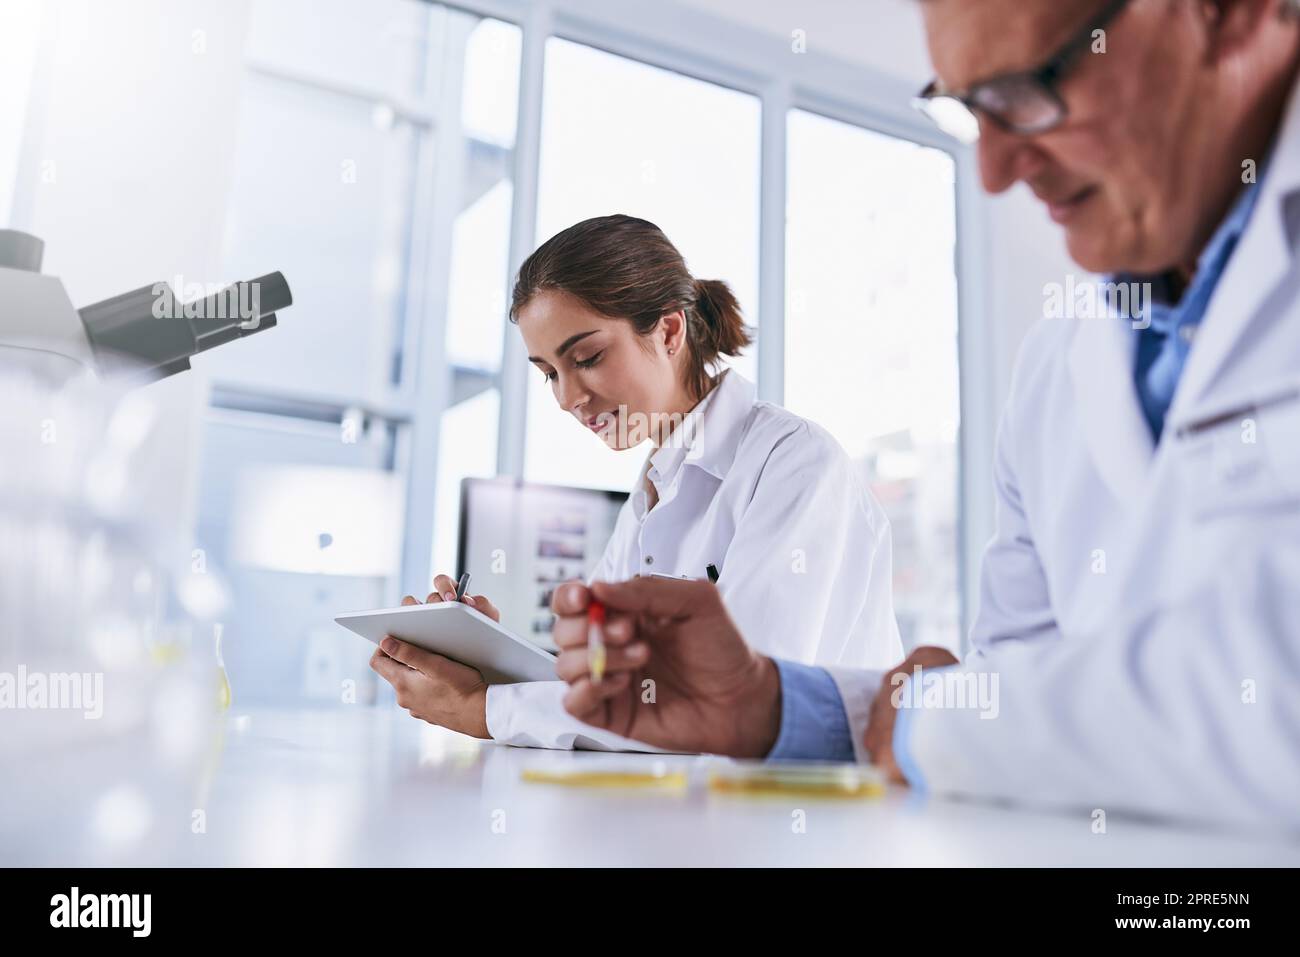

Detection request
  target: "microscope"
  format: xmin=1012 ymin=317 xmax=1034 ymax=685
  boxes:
xmin=0 ymin=228 xmax=291 ymax=382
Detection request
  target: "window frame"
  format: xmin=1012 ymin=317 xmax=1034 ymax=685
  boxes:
xmin=404 ymin=0 xmax=989 ymax=641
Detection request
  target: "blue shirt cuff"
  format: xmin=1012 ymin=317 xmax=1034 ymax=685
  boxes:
xmin=891 ymin=662 xmax=962 ymax=791
xmin=766 ymin=660 xmax=855 ymax=762
xmin=891 ymin=698 xmax=927 ymax=792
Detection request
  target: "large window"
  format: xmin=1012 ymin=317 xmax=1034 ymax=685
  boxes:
xmin=7 ymin=0 xmax=971 ymax=700
xmin=784 ymin=109 xmax=962 ymax=652
xmin=522 ymin=38 xmax=761 ymax=492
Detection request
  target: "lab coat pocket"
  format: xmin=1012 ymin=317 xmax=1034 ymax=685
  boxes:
xmin=1181 ymin=391 xmax=1300 ymax=521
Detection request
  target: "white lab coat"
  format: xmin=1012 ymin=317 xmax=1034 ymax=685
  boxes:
xmin=487 ymin=369 xmax=902 ymax=750
xmin=829 ymin=77 xmax=1300 ymax=831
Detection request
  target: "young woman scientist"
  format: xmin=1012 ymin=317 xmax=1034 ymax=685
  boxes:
xmin=370 ymin=214 xmax=901 ymax=750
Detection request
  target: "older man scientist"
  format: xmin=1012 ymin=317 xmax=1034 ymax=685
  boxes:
xmin=546 ymin=0 xmax=1300 ymax=832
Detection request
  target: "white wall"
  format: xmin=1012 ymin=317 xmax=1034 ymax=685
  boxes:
xmin=683 ymin=0 xmax=933 ymax=84
xmin=678 ymin=0 xmax=1077 ymax=412
xmin=6 ymin=0 xmax=253 ymax=306
xmin=0 ymin=1 xmax=44 ymax=228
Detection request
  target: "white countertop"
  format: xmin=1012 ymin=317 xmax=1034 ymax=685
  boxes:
xmin=10 ymin=706 xmax=1296 ymax=866
xmin=168 ymin=707 xmax=1300 ymax=867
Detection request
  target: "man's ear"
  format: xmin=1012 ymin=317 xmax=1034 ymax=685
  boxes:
xmin=1204 ymin=0 xmax=1281 ymax=61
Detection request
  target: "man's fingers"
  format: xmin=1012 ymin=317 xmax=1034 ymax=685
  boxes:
xmin=562 ymin=673 xmax=630 ymax=724
xmin=911 ymin=645 xmax=959 ymax=669
xmin=552 ymin=609 xmax=635 ymax=652
xmin=877 ymin=647 xmax=959 ymax=702
xmin=552 ymin=576 xmax=702 ymax=656
xmin=554 ymin=643 xmax=647 ymax=682
xmin=864 ymin=693 xmax=891 ymax=760
xmin=552 ymin=613 xmax=584 ymax=653
xmin=864 ymin=646 xmax=959 ymax=761
xmin=400 ymin=594 xmax=421 ymax=606
xmin=590 ymin=576 xmax=713 ymax=620
xmin=551 ymin=575 xmax=707 ymax=632
xmin=550 ymin=581 xmax=591 ymax=654
xmin=890 ymin=646 xmax=959 ymax=676
xmin=550 ymin=580 xmax=590 ymax=616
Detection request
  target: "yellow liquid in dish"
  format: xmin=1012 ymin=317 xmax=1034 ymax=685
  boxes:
xmin=707 ymin=766 xmax=885 ymax=799
xmin=521 ymin=768 xmax=688 ymax=790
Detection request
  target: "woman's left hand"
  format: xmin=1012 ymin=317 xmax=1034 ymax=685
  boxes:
xmin=370 ymin=636 xmax=491 ymax=738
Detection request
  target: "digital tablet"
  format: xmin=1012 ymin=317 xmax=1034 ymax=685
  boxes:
xmin=335 ymin=601 xmax=558 ymax=684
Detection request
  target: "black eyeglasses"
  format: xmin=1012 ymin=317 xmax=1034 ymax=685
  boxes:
xmin=913 ymin=0 xmax=1134 ymax=143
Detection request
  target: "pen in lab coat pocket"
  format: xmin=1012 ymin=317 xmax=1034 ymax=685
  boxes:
xmin=648 ymin=564 xmax=720 ymax=583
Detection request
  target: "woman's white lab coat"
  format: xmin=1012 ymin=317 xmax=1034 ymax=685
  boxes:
xmin=486 ymin=369 xmax=902 ymax=750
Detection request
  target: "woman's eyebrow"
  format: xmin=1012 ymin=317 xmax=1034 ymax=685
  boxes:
xmin=528 ymin=329 xmax=597 ymax=363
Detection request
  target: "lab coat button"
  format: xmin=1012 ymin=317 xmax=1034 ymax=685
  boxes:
xmin=644 ymin=555 xmax=654 ymax=565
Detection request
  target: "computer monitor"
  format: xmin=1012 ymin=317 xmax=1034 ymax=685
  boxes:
xmin=457 ymin=478 xmax=627 ymax=650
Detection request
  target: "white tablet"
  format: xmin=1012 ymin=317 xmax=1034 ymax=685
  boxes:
xmin=335 ymin=601 xmax=558 ymax=684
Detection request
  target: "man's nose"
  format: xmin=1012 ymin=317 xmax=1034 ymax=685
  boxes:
xmin=977 ymin=118 xmax=1046 ymax=195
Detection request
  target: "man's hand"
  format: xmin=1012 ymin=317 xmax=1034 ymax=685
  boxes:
xmin=551 ymin=578 xmax=782 ymax=757
xmin=864 ymin=645 xmax=959 ymax=783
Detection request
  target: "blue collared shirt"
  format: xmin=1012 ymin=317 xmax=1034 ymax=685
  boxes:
xmin=1126 ymin=178 xmax=1265 ymax=439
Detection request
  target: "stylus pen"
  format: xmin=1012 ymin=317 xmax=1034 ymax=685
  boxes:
xmin=455 ymin=572 xmax=471 ymax=601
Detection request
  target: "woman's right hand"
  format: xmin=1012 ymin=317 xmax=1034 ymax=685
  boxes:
xmin=402 ymin=573 xmax=501 ymax=622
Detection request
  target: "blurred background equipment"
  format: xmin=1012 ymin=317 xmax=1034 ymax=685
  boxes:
xmin=0 ymin=222 xmax=293 ymax=864
xmin=0 ymin=227 xmax=290 ymax=384
xmin=457 ymin=478 xmax=626 ymax=650
xmin=0 ymin=354 xmax=221 ymax=866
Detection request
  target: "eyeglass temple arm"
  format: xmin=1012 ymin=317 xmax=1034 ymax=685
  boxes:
xmin=1037 ymin=0 xmax=1134 ymax=84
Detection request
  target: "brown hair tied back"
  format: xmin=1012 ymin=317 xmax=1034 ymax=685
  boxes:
xmin=510 ymin=214 xmax=754 ymax=400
